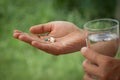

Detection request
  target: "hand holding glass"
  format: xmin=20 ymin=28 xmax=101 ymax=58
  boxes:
xmin=84 ymin=19 xmax=119 ymax=80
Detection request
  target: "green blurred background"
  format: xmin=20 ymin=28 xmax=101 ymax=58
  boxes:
xmin=0 ymin=0 xmax=119 ymax=80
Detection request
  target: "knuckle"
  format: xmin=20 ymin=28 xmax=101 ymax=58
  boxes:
xmin=100 ymin=72 xmax=109 ymax=80
xmin=84 ymin=75 xmax=87 ymax=80
xmin=99 ymin=66 xmax=111 ymax=80
xmin=83 ymin=73 xmax=90 ymax=80
xmin=102 ymin=57 xmax=113 ymax=66
xmin=82 ymin=60 xmax=87 ymax=69
xmin=82 ymin=49 xmax=88 ymax=56
xmin=82 ymin=61 xmax=86 ymax=67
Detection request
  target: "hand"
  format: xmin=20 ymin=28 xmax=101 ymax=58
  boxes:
xmin=13 ymin=21 xmax=86 ymax=55
xmin=81 ymin=47 xmax=120 ymax=80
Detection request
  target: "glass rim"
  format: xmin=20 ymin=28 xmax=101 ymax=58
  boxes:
xmin=84 ymin=18 xmax=119 ymax=31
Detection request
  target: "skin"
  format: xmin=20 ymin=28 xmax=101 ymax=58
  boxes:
xmin=13 ymin=21 xmax=120 ymax=79
xmin=13 ymin=21 xmax=86 ymax=55
xmin=81 ymin=47 xmax=120 ymax=80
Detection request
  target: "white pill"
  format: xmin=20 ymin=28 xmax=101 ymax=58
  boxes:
xmin=50 ymin=37 xmax=55 ymax=43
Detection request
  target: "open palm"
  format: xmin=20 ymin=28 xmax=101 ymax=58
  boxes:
xmin=13 ymin=21 xmax=86 ymax=55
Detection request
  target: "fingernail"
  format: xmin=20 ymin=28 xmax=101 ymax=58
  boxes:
xmin=81 ymin=47 xmax=87 ymax=54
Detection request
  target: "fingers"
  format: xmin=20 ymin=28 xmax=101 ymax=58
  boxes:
xmin=13 ymin=30 xmax=61 ymax=55
xmin=83 ymin=60 xmax=100 ymax=80
xmin=13 ymin=30 xmax=43 ymax=44
xmin=13 ymin=30 xmax=32 ymax=43
xmin=18 ymin=34 xmax=35 ymax=44
xmin=84 ymin=73 xmax=93 ymax=80
xmin=81 ymin=47 xmax=105 ymax=64
xmin=13 ymin=30 xmax=23 ymax=38
xmin=83 ymin=60 xmax=99 ymax=77
xmin=30 ymin=23 xmax=53 ymax=34
xmin=14 ymin=33 xmax=35 ymax=44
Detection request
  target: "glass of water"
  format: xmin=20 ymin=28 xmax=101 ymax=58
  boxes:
xmin=84 ymin=18 xmax=119 ymax=79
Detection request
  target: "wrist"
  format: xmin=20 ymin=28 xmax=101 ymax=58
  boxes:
xmin=79 ymin=29 xmax=86 ymax=48
xmin=74 ymin=29 xmax=86 ymax=52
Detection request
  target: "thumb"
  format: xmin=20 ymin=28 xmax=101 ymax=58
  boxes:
xmin=30 ymin=23 xmax=53 ymax=34
xmin=81 ymin=47 xmax=105 ymax=64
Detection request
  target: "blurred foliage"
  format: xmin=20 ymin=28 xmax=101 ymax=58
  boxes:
xmin=0 ymin=0 xmax=85 ymax=80
xmin=0 ymin=0 xmax=118 ymax=80
xmin=53 ymin=0 xmax=117 ymax=19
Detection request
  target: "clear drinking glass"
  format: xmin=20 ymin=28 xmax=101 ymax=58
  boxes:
xmin=84 ymin=18 xmax=119 ymax=79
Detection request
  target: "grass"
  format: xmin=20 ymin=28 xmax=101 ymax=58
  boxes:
xmin=0 ymin=39 xmax=85 ymax=80
xmin=0 ymin=0 xmax=86 ymax=80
